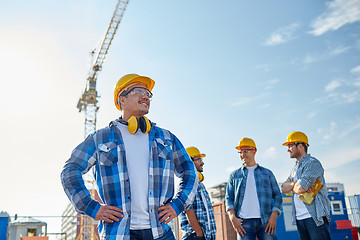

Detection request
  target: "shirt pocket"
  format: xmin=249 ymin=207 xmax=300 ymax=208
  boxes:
xmin=156 ymin=138 xmax=172 ymax=160
xmin=98 ymin=142 xmax=118 ymax=166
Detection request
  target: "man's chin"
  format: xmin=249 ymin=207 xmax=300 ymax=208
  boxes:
xmin=138 ymin=109 xmax=149 ymax=115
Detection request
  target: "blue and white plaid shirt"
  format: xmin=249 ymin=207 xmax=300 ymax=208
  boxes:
xmin=225 ymin=164 xmax=282 ymax=225
xmin=285 ymin=154 xmax=331 ymax=226
xmin=179 ymin=182 xmax=217 ymax=240
xmin=61 ymin=119 xmax=198 ymax=240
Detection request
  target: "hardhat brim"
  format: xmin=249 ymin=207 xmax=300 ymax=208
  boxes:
xmin=235 ymin=146 xmax=256 ymax=150
xmin=195 ymin=153 xmax=206 ymax=159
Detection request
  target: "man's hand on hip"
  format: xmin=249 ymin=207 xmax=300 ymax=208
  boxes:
xmin=95 ymin=204 xmax=124 ymax=223
xmin=158 ymin=203 xmax=177 ymax=224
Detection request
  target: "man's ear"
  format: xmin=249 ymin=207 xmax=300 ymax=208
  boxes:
xmin=119 ymin=96 xmax=126 ymax=104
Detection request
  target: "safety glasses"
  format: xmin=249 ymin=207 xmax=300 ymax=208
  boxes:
xmin=238 ymin=149 xmax=255 ymax=154
xmin=121 ymin=87 xmax=153 ymax=99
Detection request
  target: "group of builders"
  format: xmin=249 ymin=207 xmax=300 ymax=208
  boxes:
xmin=61 ymin=74 xmax=330 ymax=240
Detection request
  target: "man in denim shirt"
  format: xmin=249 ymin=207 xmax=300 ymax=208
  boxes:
xmin=61 ymin=74 xmax=198 ymax=240
xmin=225 ymin=137 xmax=282 ymax=240
xmin=179 ymin=147 xmax=217 ymax=240
xmin=281 ymin=131 xmax=330 ymax=240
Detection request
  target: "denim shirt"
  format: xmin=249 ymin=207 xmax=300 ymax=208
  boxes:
xmin=225 ymin=164 xmax=282 ymax=224
xmin=286 ymin=154 xmax=331 ymax=226
xmin=61 ymin=119 xmax=198 ymax=240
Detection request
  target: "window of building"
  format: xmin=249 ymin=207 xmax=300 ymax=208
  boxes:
xmin=331 ymin=200 xmax=344 ymax=215
xmin=27 ymin=228 xmax=37 ymax=236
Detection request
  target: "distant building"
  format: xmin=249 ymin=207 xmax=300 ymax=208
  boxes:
xmin=62 ymin=189 xmax=100 ymax=240
xmin=348 ymin=194 xmax=360 ymax=227
xmin=20 ymin=237 xmax=48 ymax=240
xmin=61 ymin=203 xmax=78 ymax=240
xmin=8 ymin=217 xmax=47 ymax=240
xmin=0 ymin=211 xmax=10 ymax=240
xmin=208 ymin=182 xmax=227 ymax=204
xmin=277 ymin=182 xmax=354 ymax=240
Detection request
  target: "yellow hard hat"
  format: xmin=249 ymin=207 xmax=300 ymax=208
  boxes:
xmin=114 ymin=74 xmax=155 ymax=111
xmin=186 ymin=146 xmax=206 ymax=159
xmin=235 ymin=137 xmax=256 ymax=150
xmin=282 ymin=131 xmax=309 ymax=146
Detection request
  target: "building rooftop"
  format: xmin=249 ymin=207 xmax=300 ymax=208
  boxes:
xmin=10 ymin=217 xmax=46 ymax=225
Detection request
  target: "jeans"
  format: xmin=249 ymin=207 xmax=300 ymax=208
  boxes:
xmin=237 ymin=218 xmax=277 ymax=240
xmin=130 ymin=228 xmax=175 ymax=240
xmin=183 ymin=233 xmax=206 ymax=240
xmin=296 ymin=217 xmax=331 ymax=240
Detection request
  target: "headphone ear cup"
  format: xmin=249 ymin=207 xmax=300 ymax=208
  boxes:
xmin=127 ymin=116 xmax=139 ymax=134
xmin=198 ymin=172 xmax=204 ymax=182
xmin=139 ymin=116 xmax=151 ymax=133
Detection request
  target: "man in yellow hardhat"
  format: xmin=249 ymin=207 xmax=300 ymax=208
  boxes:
xmin=281 ymin=131 xmax=330 ymax=240
xmin=179 ymin=146 xmax=216 ymax=240
xmin=61 ymin=74 xmax=198 ymax=240
xmin=225 ymin=137 xmax=282 ymax=240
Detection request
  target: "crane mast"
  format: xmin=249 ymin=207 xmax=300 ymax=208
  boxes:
xmin=77 ymin=0 xmax=130 ymax=138
xmin=74 ymin=1 xmax=130 ymax=240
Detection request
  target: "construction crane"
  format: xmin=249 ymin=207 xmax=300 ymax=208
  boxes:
xmin=75 ymin=1 xmax=130 ymax=240
xmin=77 ymin=0 xmax=130 ymax=138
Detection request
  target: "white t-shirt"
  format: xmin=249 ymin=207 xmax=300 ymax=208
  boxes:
xmin=118 ymin=123 xmax=150 ymax=229
xmin=200 ymin=188 xmax=211 ymax=230
xmin=239 ymin=165 xmax=261 ymax=219
xmin=292 ymin=162 xmax=311 ymax=220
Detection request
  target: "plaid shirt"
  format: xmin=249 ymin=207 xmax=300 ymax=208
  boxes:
xmin=61 ymin=119 xmax=198 ymax=240
xmin=179 ymin=182 xmax=216 ymax=240
xmin=225 ymin=164 xmax=282 ymax=225
xmin=285 ymin=154 xmax=331 ymax=226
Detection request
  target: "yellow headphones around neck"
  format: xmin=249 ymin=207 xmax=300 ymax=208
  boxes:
xmin=198 ymin=171 xmax=204 ymax=182
xmin=119 ymin=116 xmax=151 ymax=134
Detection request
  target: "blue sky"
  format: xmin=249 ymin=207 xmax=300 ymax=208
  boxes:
xmin=1 ymin=0 xmax=360 ymax=236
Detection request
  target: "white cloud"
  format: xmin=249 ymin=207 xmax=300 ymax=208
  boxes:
xmin=265 ymin=78 xmax=279 ymax=90
xmin=263 ymin=147 xmax=277 ymax=159
xmin=351 ymin=65 xmax=360 ymax=73
xmin=231 ymin=97 xmax=250 ymax=106
xmin=303 ymin=44 xmax=350 ymax=64
xmin=329 ymin=45 xmax=351 ymax=56
xmin=325 ymin=80 xmax=342 ymax=92
xmin=262 ymin=103 xmax=271 ymax=108
xmin=340 ymin=120 xmax=360 ymax=137
xmin=341 ymin=91 xmax=360 ymax=103
xmin=231 ymin=93 xmax=269 ymax=106
xmin=264 ymin=22 xmax=301 ymax=46
xmin=320 ymin=145 xmax=360 ymax=170
xmin=323 ymin=121 xmax=337 ymax=142
xmin=308 ymin=112 xmax=317 ymax=119
xmin=303 ymin=54 xmax=316 ymax=64
xmin=309 ymin=0 xmax=360 ymax=36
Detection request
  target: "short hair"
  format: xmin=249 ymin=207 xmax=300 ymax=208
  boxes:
xmin=296 ymin=142 xmax=308 ymax=153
